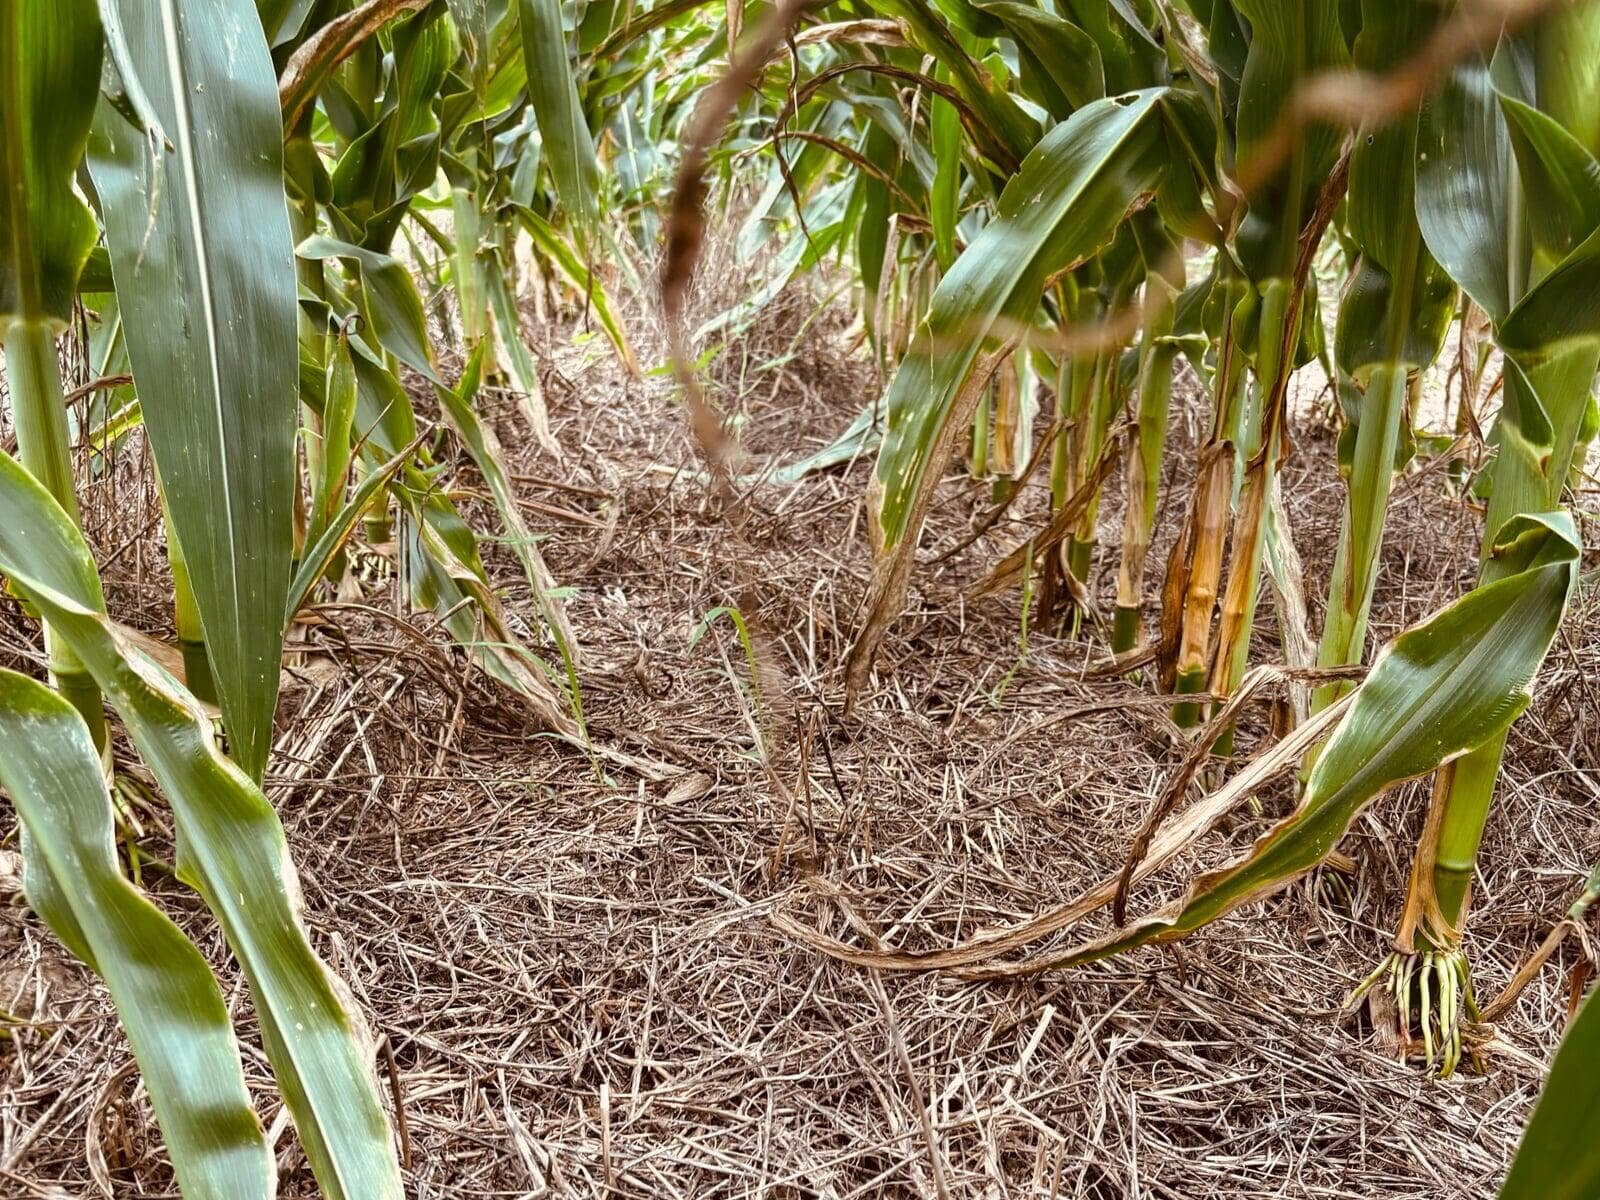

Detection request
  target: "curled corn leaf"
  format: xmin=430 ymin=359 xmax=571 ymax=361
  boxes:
xmin=0 ymin=668 xmax=272 ymax=1200
xmin=0 ymin=448 xmax=402 ymax=1200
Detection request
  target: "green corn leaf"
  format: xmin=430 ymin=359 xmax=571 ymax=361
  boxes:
xmin=77 ymin=244 xmax=114 ymax=293
xmin=923 ymin=0 xmax=1002 ymax=39
xmin=481 ymin=258 xmax=557 ymax=454
xmin=88 ymin=0 xmax=300 ymax=783
xmin=1059 ymin=0 xmax=1157 ymax=96
xmin=347 ymin=329 xmax=422 ymax=453
xmin=297 ymin=234 xmax=443 ymax=383
xmin=447 ymin=0 xmax=493 ymax=101
xmin=739 ymin=133 xmax=830 ymax=259
xmin=515 ymin=203 xmax=637 ymax=372
xmin=0 ymin=668 xmax=272 ymax=1200
xmin=448 ymin=185 xmax=489 ymax=349
xmin=435 ymin=344 xmax=580 ymax=671
xmin=701 ymin=180 xmax=853 ymax=343
xmin=442 ymin=11 xmax=527 ymax=128
xmin=1231 ymin=0 xmax=1350 ymax=280
xmin=321 ymin=5 xmax=452 ymax=250
xmin=325 ymin=333 xmax=568 ymax=698
xmin=973 ymin=2 xmax=1104 ymax=119
xmin=277 ymin=0 xmax=433 ymax=129
xmin=313 ymin=332 xmax=583 ymax=734
xmin=1499 ymin=94 xmax=1600 ymax=272
xmin=1497 ymin=223 xmax=1600 ymax=361
xmin=287 ymin=436 xmax=422 ymax=621
xmin=1337 ymin=0 xmax=1453 ymax=374
xmin=259 ymin=0 xmax=316 ymax=46
xmin=1417 ymin=47 xmax=1600 ymax=534
xmin=400 ymin=483 xmax=580 ymax=736
xmin=1499 ymin=985 xmax=1600 ymax=1199
xmin=310 ymin=327 xmax=360 ymax=545
xmin=588 ymin=0 xmax=709 ymax=59
xmin=1204 ymin=0 xmax=1249 ymax=123
xmin=1416 ymin=57 xmax=1520 ymax=324
xmin=519 ymin=0 xmax=601 ymax=238
xmin=1152 ymin=89 xmax=1221 ymax=243
xmin=929 ymin=83 xmax=962 ymax=270
xmin=0 ymin=450 xmax=403 ymax=1199
xmin=868 ymin=0 xmax=1038 ymax=170
xmin=1475 ymin=349 xmax=1598 ymax=579
xmin=1518 ymin=5 xmax=1600 ymax=158
xmin=871 ymin=88 xmax=1170 ymax=554
xmin=1037 ymin=511 xmax=1580 ymax=972
xmin=854 ymin=124 xmax=894 ymax=339
xmin=765 ymin=403 xmax=883 ymax=485
xmin=1 ymin=0 xmax=107 ymax=742
xmin=1106 ymin=0 xmax=1162 ymax=52
xmin=87 ymin=397 xmax=144 ymax=452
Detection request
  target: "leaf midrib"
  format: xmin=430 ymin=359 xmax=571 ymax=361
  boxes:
xmin=154 ymin=0 xmax=245 ymax=669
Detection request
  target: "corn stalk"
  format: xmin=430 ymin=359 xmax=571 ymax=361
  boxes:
xmin=1113 ymin=211 xmax=1184 ymax=652
xmin=845 ymin=87 xmax=1177 ymax=697
xmin=1311 ymin=0 xmax=1454 ymax=711
xmin=1200 ymin=0 xmax=1348 ymax=722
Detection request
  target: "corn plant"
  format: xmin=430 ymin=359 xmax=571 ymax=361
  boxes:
xmin=1378 ymin=9 xmax=1600 ymax=1067
xmin=716 ymin=0 xmax=1600 ymax=1082
xmin=1311 ymin=1 xmax=1454 ymax=714
xmin=270 ymin=1 xmax=593 ymax=740
xmin=1 ymin=3 xmax=408 ymax=1193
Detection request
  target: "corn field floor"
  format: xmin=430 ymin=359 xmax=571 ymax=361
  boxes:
xmin=1 ymin=264 xmax=1598 ymax=1198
